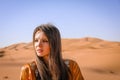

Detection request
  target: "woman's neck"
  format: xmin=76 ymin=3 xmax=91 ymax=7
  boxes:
xmin=43 ymin=56 xmax=49 ymax=65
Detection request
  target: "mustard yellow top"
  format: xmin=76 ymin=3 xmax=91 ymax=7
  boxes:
xmin=20 ymin=59 xmax=84 ymax=80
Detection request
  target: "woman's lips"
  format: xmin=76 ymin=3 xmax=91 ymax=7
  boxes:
xmin=37 ymin=49 xmax=43 ymax=53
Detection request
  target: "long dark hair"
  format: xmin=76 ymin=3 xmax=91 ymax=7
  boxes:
xmin=33 ymin=23 xmax=70 ymax=80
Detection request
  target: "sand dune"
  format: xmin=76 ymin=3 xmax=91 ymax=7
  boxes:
xmin=0 ymin=37 xmax=120 ymax=80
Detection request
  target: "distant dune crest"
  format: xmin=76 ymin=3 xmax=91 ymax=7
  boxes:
xmin=0 ymin=37 xmax=120 ymax=52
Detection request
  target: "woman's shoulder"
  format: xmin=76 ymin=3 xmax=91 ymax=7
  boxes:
xmin=64 ymin=59 xmax=84 ymax=80
xmin=23 ymin=61 xmax=37 ymax=71
xmin=20 ymin=61 xmax=36 ymax=80
xmin=64 ymin=59 xmax=78 ymax=64
xmin=64 ymin=59 xmax=79 ymax=67
xmin=21 ymin=61 xmax=36 ymax=70
xmin=21 ymin=63 xmax=30 ymax=72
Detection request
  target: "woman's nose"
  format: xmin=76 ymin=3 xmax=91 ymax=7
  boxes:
xmin=38 ymin=41 xmax=43 ymax=47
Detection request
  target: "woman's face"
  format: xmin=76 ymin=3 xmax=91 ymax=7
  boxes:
xmin=34 ymin=31 xmax=50 ymax=60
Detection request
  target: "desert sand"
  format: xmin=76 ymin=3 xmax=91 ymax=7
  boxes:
xmin=0 ymin=37 xmax=120 ymax=80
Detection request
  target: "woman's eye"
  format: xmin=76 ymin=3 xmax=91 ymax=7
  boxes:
xmin=43 ymin=40 xmax=48 ymax=43
xmin=35 ymin=39 xmax=38 ymax=42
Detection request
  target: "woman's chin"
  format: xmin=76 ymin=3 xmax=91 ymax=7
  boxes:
xmin=37 ymin=53 xmax=43 ymax=57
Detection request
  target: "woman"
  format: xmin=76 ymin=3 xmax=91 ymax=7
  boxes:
xmin=20 ymin=23 xmax=84 ymax=80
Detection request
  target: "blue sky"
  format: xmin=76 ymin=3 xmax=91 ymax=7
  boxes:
xmin=0 ymin=0 xmax=120 ymax=48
